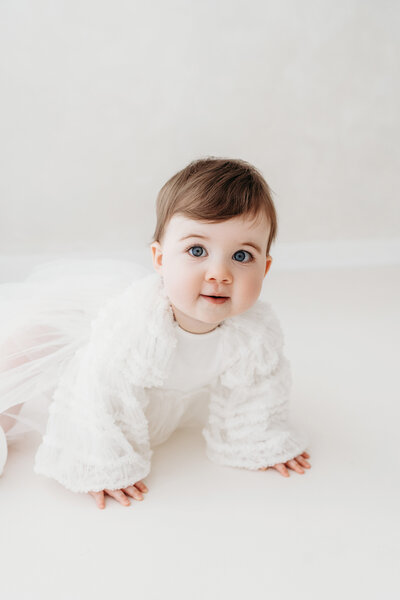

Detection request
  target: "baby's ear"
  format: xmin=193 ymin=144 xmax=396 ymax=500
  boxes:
xmin=264 ymin=255 xmax=273 ymax=277
xmin=150 ymin=241 xmax=163 ymax=273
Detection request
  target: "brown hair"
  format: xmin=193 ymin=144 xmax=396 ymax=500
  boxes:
xmin=150 ymin=157 xmax=278 ymax=255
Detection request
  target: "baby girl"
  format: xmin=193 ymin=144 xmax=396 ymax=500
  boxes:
xmin=0 ymin=157 xmax=311 ymax=509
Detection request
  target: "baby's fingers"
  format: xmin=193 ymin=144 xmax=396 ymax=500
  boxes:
xmin=134 ymin=480 xmax=148 ymax=493
xmin=273 ymin=463 xmax=290 ymax=477
xmin=286 ymin=459 xmax=304 ymax=474
xmin=89 ymin=490 xmax=105 ymax=510
xmin=296 ymin=455 xmax=311 ymax=468
xmin=258 ymin=464 xmax=290 ymax=476
xmin=123 ymin=485 xmax=144 ymax=502
xmin=105 ymin=489 xmax=131 ymax=506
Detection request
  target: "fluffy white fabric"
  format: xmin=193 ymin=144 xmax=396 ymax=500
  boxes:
xmin=0 ymin=259 xmax=308 ymax=492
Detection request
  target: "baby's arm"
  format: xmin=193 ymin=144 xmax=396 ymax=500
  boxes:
xmin=202 ymin=308 xmax=310 ymax=473
xmin=34 ymin=337 xmax=153 ymax=497
xmin=203 ymin=355 xmax=309 ymax=472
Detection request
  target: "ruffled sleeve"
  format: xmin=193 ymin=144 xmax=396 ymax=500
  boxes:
xmin=202 ymin=301 xmax=309 ymax=470
xmin=34 ymin=291 xmax=153 ymax=494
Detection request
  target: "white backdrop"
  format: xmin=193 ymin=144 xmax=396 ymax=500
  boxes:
xmin=0 ymin=0 xmax=399 ymax=265
xmin=1 ymin=4 xmax=400 ymax=598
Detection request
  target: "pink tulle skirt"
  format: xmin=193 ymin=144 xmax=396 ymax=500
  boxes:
xmin=0 ymin=257 xmax=152 ymax=474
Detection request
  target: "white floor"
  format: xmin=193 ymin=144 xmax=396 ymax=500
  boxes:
xmin=1 ymin=264 xmax=399 ymax=600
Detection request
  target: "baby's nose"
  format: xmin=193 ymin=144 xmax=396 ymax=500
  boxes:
xmin=205 ymin=263 xmax=232 ymax=283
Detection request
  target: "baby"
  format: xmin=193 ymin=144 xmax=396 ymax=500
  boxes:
xmin=0 ymin=157 xmax=311 ymax=509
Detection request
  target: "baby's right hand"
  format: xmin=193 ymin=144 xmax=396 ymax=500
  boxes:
xmin=88 ymin=480 xmax=148 ymax=509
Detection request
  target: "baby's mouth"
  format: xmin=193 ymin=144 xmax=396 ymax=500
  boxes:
xmin=200 ymin=294 xmax=230 ymax=304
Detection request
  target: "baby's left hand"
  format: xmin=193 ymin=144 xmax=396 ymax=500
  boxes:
xmin=259 ymin=451 xmax=311 ymax=477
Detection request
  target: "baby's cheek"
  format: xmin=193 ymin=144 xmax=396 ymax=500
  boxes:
xmin=165 ymin=282 xmax=181 ymax=307
xmin=240 ymin=277 xmax=263 ymax=307
xmin=162 ymin=267 xmax=180 ymax=295
xmin=164 ymin=272 xmax=193 ymax=308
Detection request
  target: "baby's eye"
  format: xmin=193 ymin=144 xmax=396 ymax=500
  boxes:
xmin=188 ymin=245 xmax=206 ymax=258
xmin=187 ymin=246 xmax=254 ymax=263
xmin=233 ymin=250 xmax=253 ymax=263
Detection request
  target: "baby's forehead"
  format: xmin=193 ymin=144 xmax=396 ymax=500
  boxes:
xmin=167 ymin=213 xmax=268 ymax=233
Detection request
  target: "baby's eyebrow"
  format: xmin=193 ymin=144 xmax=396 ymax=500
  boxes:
xmin=179 ymin=234 xmax=262 ymax=254
xmin=179 ymin=233 xmax=210 ymax=242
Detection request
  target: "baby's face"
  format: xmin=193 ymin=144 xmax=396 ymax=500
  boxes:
xmin=151 ymin=213 xmax=272 ymax=334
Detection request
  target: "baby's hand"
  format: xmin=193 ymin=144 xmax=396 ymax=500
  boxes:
xmin=88 ymin=480 xmax=148 ymax=509
xmin=259 ymin=451 xmax=311 ymax=477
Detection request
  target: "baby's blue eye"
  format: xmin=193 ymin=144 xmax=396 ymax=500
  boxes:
xmin=233 ymin=250 xmax=252 ymax=263
xmin=188 ymin=246 xmax=205 ymax=258
xmin=187 ymin=246 xmax=253 ymax=263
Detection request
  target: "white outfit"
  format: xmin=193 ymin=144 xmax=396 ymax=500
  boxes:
xmin=0 ymin=258 xmax=308 ymax=490
xmin=145 ymin=324 xmax=226 ymax=447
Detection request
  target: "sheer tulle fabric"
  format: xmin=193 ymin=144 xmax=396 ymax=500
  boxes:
xmin=0 ymin=258 xmax=151 ymax=444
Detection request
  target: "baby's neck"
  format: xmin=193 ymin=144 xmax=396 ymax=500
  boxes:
xmin=171 ymin=307 xmax=221 ymax=334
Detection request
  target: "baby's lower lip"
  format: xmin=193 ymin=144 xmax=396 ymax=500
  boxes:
xmin=200 ymin=295 xmax=230 ymax=304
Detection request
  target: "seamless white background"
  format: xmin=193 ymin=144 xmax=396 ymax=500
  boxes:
xmin=0 ymin=2 xmax=399 ymax=600
xmin=0 ymin=0 xmax=399 ymax=258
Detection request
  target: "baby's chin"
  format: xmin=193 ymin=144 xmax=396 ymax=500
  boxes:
xmin=198 ymin=302 xmax=255 ymax=323
xmin=187 ymin=309 xmax=223 ymax=325
xmin=171 ymin=303 xmax=225 ymax=326
xmin=193 ymin=304 xmax=235 ymax=325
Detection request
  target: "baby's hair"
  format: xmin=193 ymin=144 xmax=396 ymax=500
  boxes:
xmin=151 ymin=156 xmax=278 ymax=255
